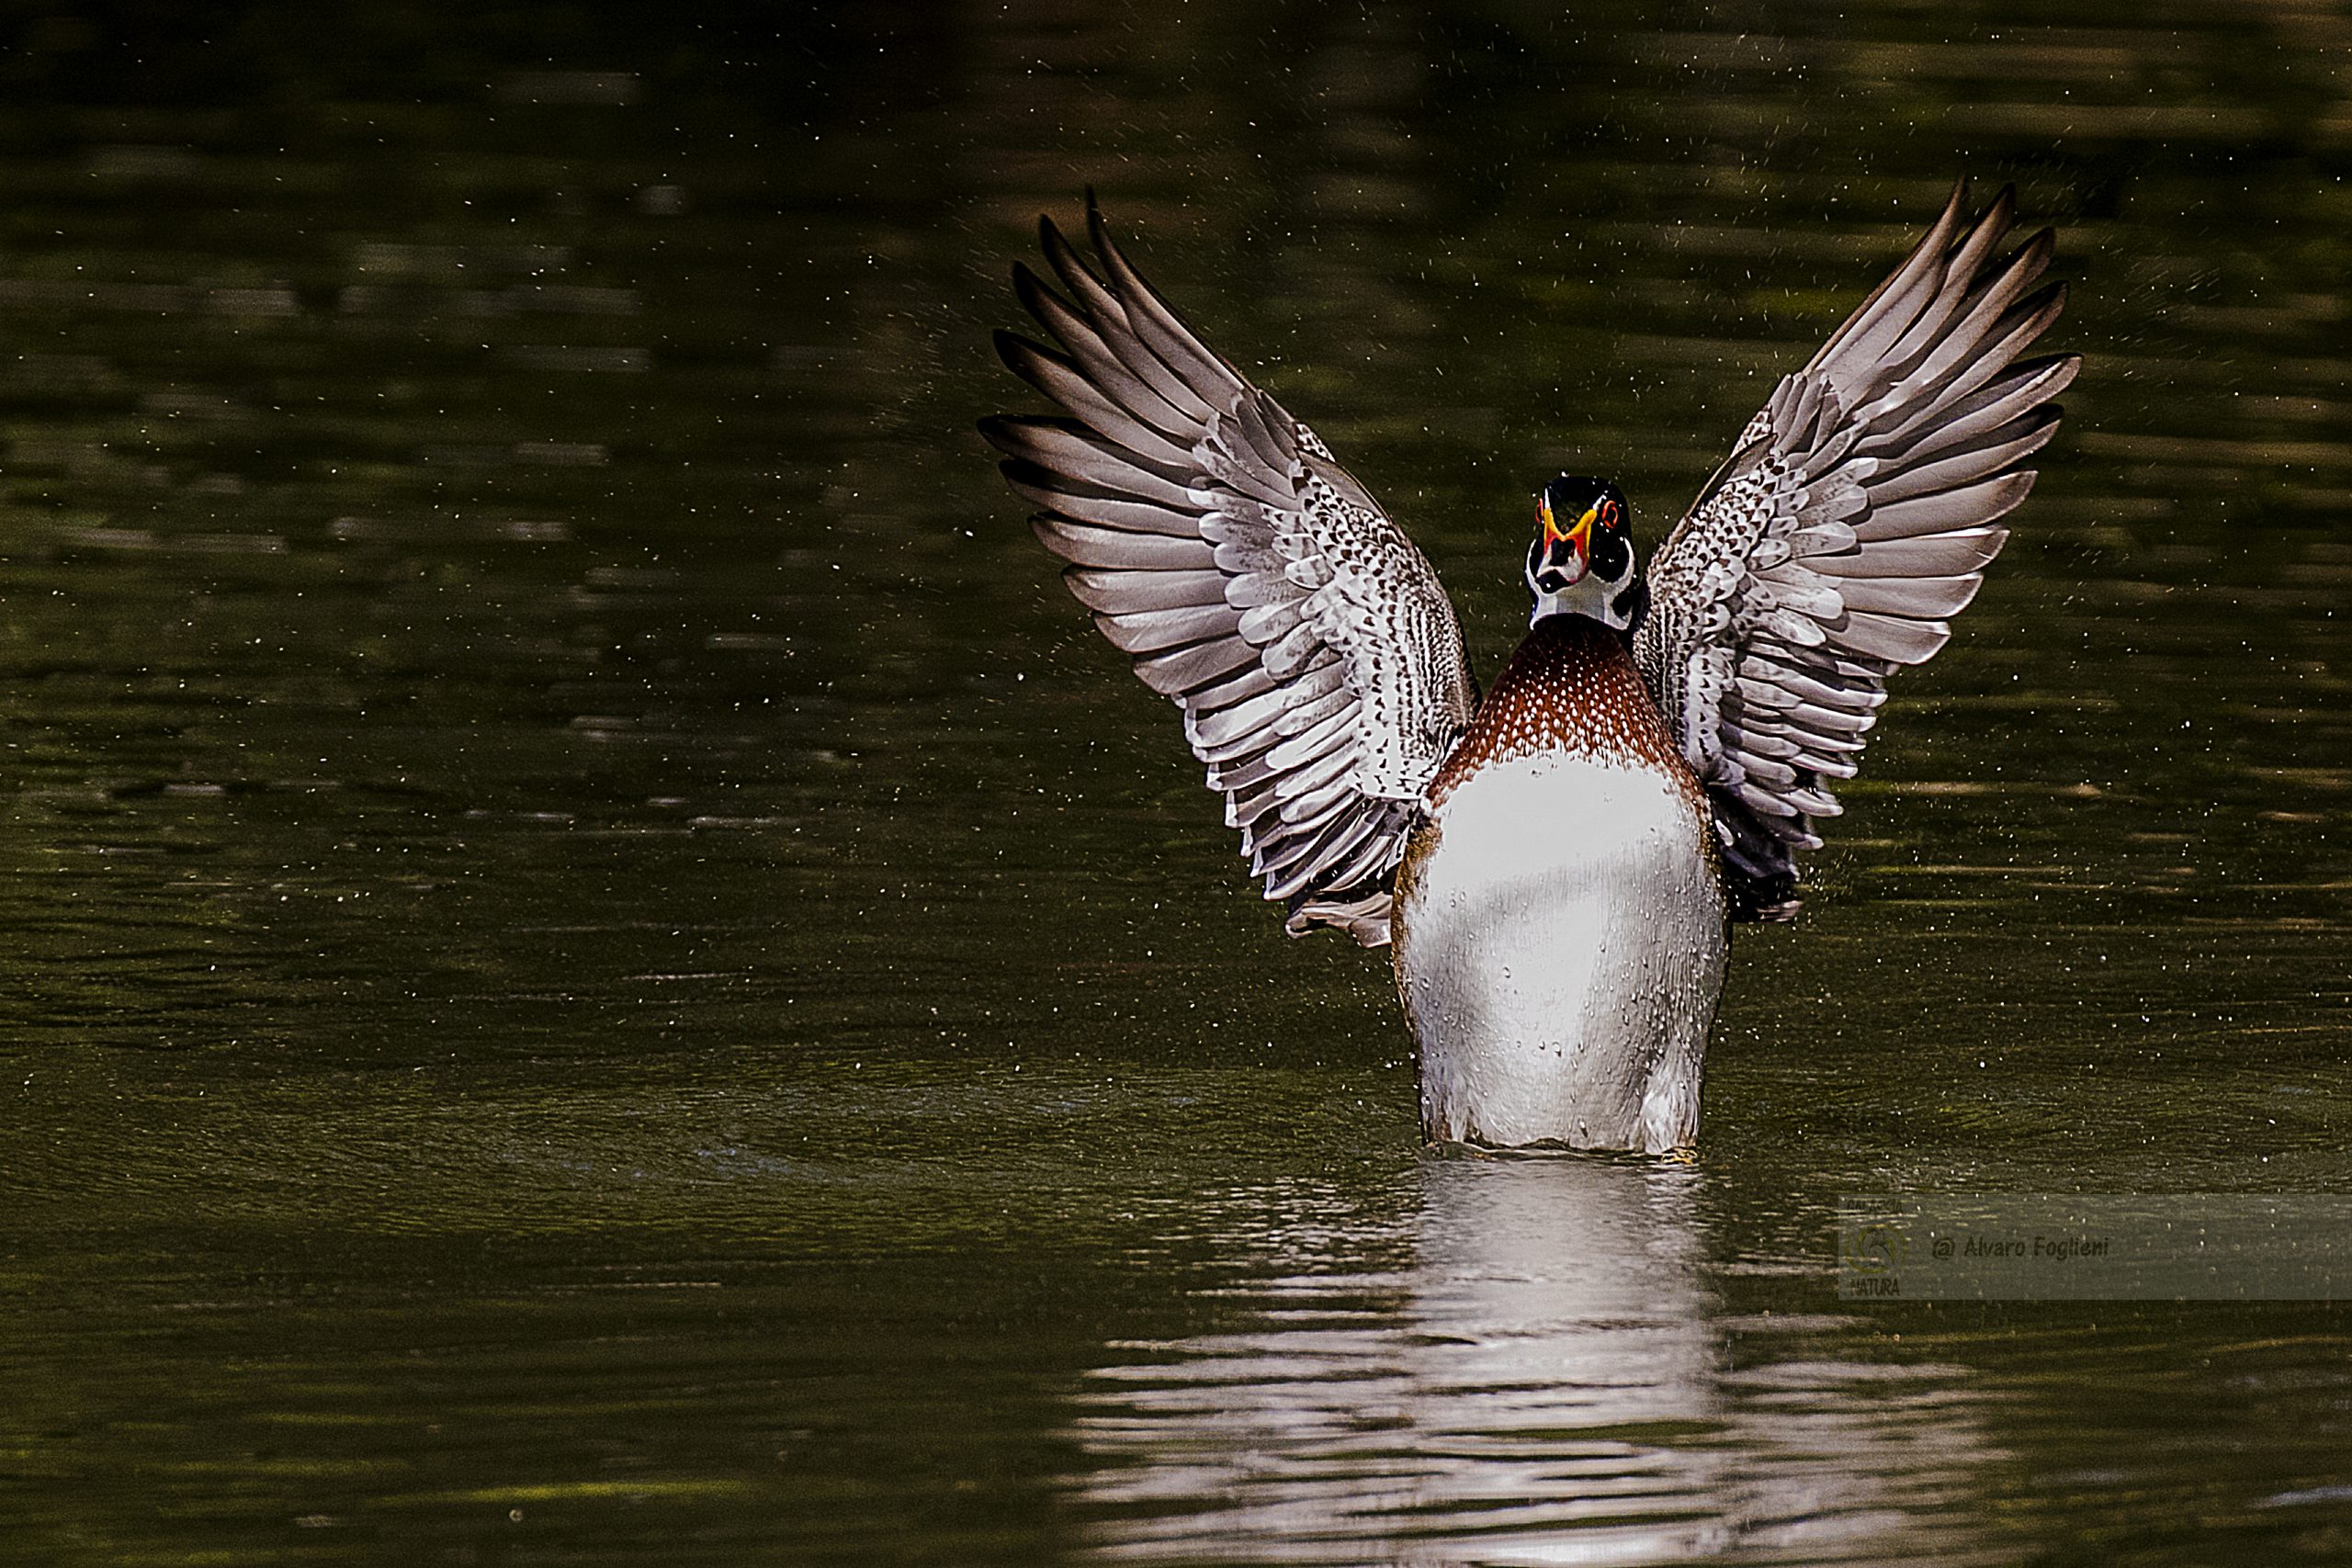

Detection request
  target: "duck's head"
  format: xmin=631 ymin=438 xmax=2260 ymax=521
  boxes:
xmin=1525 ymin=475 xmax=1643 ymax=632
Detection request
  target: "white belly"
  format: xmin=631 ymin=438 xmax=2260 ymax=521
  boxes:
xmin=1395 ymin=752 xmax=1728 ymax=1154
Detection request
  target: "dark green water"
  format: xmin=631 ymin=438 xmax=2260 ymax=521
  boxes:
xmin=1 ymin=4 xmax=2348 ymax=1563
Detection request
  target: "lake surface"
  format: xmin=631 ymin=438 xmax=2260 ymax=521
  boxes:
xmin=2 ymin=3 xmax=2349 ymax=1563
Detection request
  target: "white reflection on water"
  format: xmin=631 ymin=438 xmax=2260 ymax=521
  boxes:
xmin=1068 ymin=1160 xmax=2004 ymax=1565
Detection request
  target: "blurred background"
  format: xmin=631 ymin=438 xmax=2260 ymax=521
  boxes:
xmin=0 ymin=2 xmax=2347 ymax=1563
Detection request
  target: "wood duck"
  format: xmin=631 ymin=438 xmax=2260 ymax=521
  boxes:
xmin=982 ymin=185 xmax=2075 ymax=1153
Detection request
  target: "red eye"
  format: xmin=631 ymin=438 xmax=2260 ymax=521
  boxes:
xmin=1600 ymin=499 xmax=1621 ymax=528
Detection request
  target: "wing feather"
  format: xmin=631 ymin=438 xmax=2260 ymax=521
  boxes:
xmin=1130 ymin=634 xmax=1261 ymax=696
xmin=985 ymin=200 xmax=1476 ymax=945
xmin=1852 ymin=472 xmax=2036 ymax=541
xmin=1032 ymin=516 xmax=1215 ymax=570
xmin=996 ymin=334 xmax=1201 ymax=471
xmin=1036 ymin=223 xmax=1218 ymax=422
xmin=1862 ymin=415 xmax=2059 ymax=505
xmin=1095 ymin=603 xmax=1245 ymax=654
xmin=1819 ymin=526 xmax=2007 ymax=579
xmin=1062 ymin=567 xmax=1229 ymax=613
xmin=1635 ymin=182 xmax=2076 ymax=919
xmin=1012 ymin=265 xmax=1193 ymax=436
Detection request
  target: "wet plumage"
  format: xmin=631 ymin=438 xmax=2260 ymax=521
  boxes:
xmin=983 ymin=185 xmax=2075 ymax=1150
xmin=1634 ymin=185 xmax=2075 ymax=919
xmin=981 ymin=205 xmax=1476 ymax=944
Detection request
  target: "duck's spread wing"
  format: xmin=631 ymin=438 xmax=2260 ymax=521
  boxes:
xmin=981 ymin=202 xmax=1476 ymax=948
xmin=1633 ymin=183 xmax=2079 ymax=920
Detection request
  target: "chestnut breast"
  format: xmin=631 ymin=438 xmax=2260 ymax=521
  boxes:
xmin=1430 ymin=617 xmax=1704 ymax=810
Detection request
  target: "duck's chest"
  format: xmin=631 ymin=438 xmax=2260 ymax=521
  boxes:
xmin=1390 ymin=619 xmax=1727 ymax=1151
xmin=1400 ymin=749 xmax=1715 ymax=931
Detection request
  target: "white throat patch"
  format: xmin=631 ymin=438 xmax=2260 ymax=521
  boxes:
xmin=1528 ymin=568 xmax=1635 ymax=630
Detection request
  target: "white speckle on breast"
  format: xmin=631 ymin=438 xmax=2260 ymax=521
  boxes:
xmin=1396 ymin=750 xmax=1728 ymax=1154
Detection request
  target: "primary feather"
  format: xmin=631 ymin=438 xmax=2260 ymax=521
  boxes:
xmin=1634 ymin=183 xmax=2078 ymax=919
xmin=981 ymin=200 xmax=1477 ymax=946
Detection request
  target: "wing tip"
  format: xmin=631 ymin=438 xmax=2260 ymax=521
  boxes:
xmin=1283 ymin=886 xmax=1396 ymax=947
xmin=989 ymin=325 xmax=1034 ymax=370
xmin=1730 ymin=890 xmax=1804 ymax=924
xmin=1982 ymin=181 xmax=2018 ymax=234
xmin=1082 ymin=197 xmax=1119 ymax=275
xmin=2013 ymin=223 xmax=2057 ymax=275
